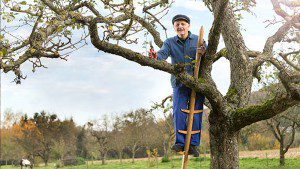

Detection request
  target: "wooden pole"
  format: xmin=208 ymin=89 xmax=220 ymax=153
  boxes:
xmin=181 ymin=26 xmax=205 ymax=169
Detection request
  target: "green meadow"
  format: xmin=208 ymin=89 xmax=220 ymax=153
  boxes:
xmin=2 ymin=157 xmax=300 ymax=169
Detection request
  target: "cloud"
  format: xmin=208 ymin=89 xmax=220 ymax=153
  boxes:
xmin=1 ymin=44 xmax=172 ymax=125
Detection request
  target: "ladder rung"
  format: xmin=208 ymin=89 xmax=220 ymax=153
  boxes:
xmin=178 ymin=130 xmax=201 ymax=135
xmin=177 ymin=151 xmax=184 ymax=155
xmin=180 ymin=109 xmax=203 ymax=114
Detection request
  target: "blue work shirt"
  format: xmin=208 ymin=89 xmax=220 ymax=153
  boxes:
xmin=157 ymin=31 xmax=206 ymax=88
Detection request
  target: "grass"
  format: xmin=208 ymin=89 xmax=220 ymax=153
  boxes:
xmin=2 ymin=157 xmax=300 ymax=169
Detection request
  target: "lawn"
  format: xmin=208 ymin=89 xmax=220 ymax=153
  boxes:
xmin=2 ymin=157 xmax=300 ymax=169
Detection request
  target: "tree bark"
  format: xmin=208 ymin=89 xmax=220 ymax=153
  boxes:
xmin=132 ymin=151 xmax=135 ymax=163
xmin=118 ymin=151 xmax=123 ymax=164
xmin=44 ymin=159 xmax=48 ymax=166
xmin=101 ymin=153 xmax=106 ymax=165
xmin=209 ymin=112 xmax=239 ymax=169
xmin=279 ymin=142 xmax=285 ymax=166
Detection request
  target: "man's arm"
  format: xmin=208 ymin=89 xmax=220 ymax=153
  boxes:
xmin=157 ymin=39 xmax=171 ymax=60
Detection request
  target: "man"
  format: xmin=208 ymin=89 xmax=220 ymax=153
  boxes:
xmin=156 ymin=14 xmax=206 ymax=157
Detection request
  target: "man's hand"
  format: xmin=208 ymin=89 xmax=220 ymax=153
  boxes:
xmin=197 ymin=45 xmax=206 ymax=56
xmin=149 ymin=41 xmax=157 ymax=59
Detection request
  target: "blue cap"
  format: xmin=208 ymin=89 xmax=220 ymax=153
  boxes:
xmin=172 ymin=14 xmax=190 ymax=24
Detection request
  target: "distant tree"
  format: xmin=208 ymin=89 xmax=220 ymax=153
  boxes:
xmin=247 ymin=86 xmax=300 ymax=164
xmin=1 ymin=110 xmax=24 ymax=164
xmin=12 ymin=114 xmax=40 ymax=165
xmin=142 ymin=115 xmax=160 ymax=166
xmin=87 ymin=115 xmax=110 ymax=165
xmin=52 ymin=118 xmax=77 ymax=161
xmin=83 ymin=129 xmax=99 ymax=163
xmin=76 ymin=126 xmax=88 ymax=158
xmin=123 ymin=108 xmax=151 ymax=163
xmin=150 ymin=95 xmax=174 ymax=159
xmin=12 ymin=111 xmax=77 ymax=166
xmin=31 ymin=112 xmax=61 ymax=165
xmin=111 ymin=115 xmax=126 ymax=164
xmin=266 ymin=105 xmax=300 ymax=166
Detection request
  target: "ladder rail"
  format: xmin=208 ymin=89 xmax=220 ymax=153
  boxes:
xmin=181 ymin=26 xmax=205 ymax=169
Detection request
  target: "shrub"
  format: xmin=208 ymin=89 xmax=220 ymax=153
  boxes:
xmin=76 ymin=157 xmax=86 ymax=165
xmin=62 ymin=156 xmax=86 ymax=166
xmin=161 ymin=156 xmax=170 ymax=163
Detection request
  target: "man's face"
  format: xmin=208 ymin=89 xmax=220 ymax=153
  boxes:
xmin=173 ymin=20 xmax=190 ymax=38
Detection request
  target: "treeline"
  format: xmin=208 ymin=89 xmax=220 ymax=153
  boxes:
xmin=1 ymin=101 xmax=299 ymax=167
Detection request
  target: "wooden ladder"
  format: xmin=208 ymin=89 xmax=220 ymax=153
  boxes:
xmin=180 ymin=26 xmax=205 ymax=169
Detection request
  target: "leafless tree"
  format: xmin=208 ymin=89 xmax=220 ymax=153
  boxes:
xmin=266 ymin=105 xmax=299 ymax=165
xmin=150 ymin=95 xmax=174 ymax=159
xmin=87 ymin=116 xmax=110 ymax=165
xmin=111 ymin=115 xmax=126 ymax=164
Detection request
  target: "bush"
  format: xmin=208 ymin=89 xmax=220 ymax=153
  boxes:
xmin=192 ymin=157 xmax=206 ymax=162
xmin=161 ymin=156 xmax=170 ymax=163
xmin=76 ymin=157 xmax=86 ymax=165
xmin=63 ymin=157 xmax=77 ymax=166
xmin=0 ymin=159 xmax=18 ymax=166
xmin=63 ymin=156 xmax=86 ymax=166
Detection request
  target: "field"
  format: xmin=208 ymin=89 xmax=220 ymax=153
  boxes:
xmin=2 ymin=158 xmax=300 ymax=169
xmin=2 ymin=148 xmax=300 ymax=169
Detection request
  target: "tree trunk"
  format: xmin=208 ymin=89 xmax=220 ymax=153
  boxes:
xmin=132 ymin=150 xmax=135 ymax=163
xmin=163 ymin=140 xmax=167 ymax=157
xmin=131 ymin=144 xmax=137 ymax=163
xmin=118 ymin=151 xmax=123 ymax=164
xmin=280 ymin=142 xmax=285 ymax=166
xmin=44 ymin=158 xmax=48 ymax=166
xmin=209 ymin=113 xmax=239 ymax=169
xmin=101 ymin=153 xmax=106 ymax=165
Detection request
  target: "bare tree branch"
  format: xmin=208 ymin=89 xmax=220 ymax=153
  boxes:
xmin=279 ymin=51 xmax=300 ymax=71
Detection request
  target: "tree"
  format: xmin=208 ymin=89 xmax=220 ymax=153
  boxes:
xmin=266 ymin=105 xmax=300 ymax=166
xmin=12 ymin=111 xmax=77 ymax=166
xmin=52 ymin=118 xmax=77 ymax=161
xmin=76 ymin=126 xmax=88 ymax=158
xmin=123 ymin=108 xmax=150 ymax=163
xmin=1 ymin=110 xmax=24 ymax=164
xmin=84 ymin=130 xmax=100 ymax=163
xmin=2 ymin=0 xmax=299 ymax=168
xmin=12 ymin=114 xmax=40 ymax=165
xmin=111 ymin=115 xmax=127 ymax=164
xmin=150 ymin=95 xmax=175 ymax=159
xmin=31 ymin=112 xmax=61 ymax=165
xmin=87 ymin=116 xmax=111 ymax=165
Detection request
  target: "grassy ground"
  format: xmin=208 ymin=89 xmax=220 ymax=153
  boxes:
xmin=2 ymin=157 xmax=300 ymax=169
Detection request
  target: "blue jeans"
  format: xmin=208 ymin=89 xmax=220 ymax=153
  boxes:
xmin=173 ymin=84 xmax=205 ymax=147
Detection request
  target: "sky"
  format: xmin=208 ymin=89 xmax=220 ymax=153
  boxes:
xmin=1 ymin=0 xmax=280 ymax=126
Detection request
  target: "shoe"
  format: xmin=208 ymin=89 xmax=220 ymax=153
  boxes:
xmin=171 ymin=144 xmax=184 ymax=152
xmin=188 ymin=146 xmax=199 ymax=157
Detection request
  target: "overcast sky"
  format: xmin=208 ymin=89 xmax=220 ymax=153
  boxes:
xmin=1 ymin=0 xmax=279 ymax=125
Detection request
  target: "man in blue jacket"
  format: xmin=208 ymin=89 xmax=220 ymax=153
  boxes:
xmin=157 ymin=14 xmax=205 ymax=157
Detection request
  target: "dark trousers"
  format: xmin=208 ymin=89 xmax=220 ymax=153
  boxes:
xmin=173 ymin=84 xmax=204 ymax=146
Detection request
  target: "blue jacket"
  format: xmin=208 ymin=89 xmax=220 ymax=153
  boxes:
xmin=157 ymin=32 xmax=206 ymax=88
